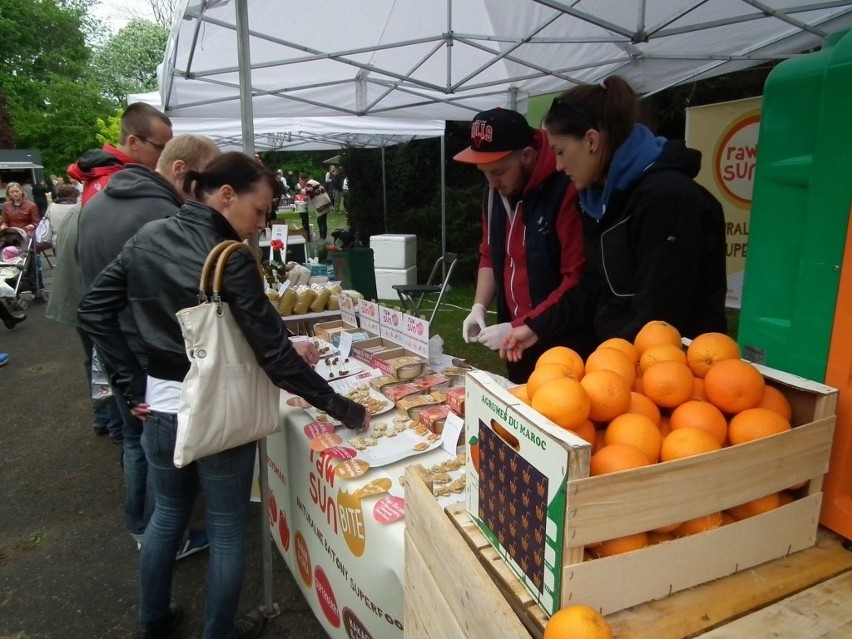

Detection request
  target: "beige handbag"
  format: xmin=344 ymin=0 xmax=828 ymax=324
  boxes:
xmin=174 ymin=241 xmax=281 ymax=468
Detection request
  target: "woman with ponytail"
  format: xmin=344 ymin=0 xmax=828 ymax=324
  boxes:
xmin=502 ymin=76 xmax=728 ymax=361
xmin=79 ymin=151 xmax=369 ymax=639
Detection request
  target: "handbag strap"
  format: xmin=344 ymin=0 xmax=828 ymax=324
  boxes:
xmin=198 ymin=240 xmax=240 ymax=302
xmin=212 ymin=242 xmax=254 ymax=300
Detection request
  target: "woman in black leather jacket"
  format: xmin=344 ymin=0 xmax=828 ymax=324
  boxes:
xmin=79 ymin=152 xmax=368 ymax=639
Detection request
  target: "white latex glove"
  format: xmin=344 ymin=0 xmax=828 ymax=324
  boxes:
xmin=462 ymin=303 xmax=487 ymax=343
xmin=477 ymin=322 xmax=513 ymax=350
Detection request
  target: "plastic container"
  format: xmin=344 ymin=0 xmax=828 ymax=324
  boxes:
xmin=369 ymin=234 xmax=417 ymax=269
xmin=375 ymin=265 xmax=417 ymax=300
xmin=332 ymin=247 xmax=377 ymax=300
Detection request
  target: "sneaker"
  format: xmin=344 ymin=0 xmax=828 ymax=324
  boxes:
xmin=233 ymin=609 xmax=264 ymax=639
xmin=0 ymin=353 xmax=8 ymax=366
xmin=135 ymin=605 xmax=184 ymax=639
xmin=3 ymin=313 xmax=26 ymax=330
xmin=175 ymin=529 xmax=209 ymax=561
xmin=93 ymin=424 xmax=109 ymax=436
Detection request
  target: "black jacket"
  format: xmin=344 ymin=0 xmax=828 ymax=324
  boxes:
xmin=527 ymin=140 xmax=727 ymax=343
xmin=77 ymin=200 xmax=367 ymax=428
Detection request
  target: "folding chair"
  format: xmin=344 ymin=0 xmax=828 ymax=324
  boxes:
xmin=393 ymin=252 xmax=458 ymax=323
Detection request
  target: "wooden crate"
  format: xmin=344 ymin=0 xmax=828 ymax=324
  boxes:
xmin=405 ymin=365 xmax=841 ymax=637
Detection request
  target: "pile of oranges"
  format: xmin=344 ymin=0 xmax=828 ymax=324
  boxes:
xmin=510 ymin=320 xmax=798 ymax=558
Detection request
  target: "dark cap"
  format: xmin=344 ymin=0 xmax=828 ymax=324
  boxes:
xmin=453 ymin=108 xmax=535 ymax=165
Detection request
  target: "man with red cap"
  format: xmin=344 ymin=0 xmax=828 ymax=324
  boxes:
xmin=454 ymin=108 xmax=594 ymax=382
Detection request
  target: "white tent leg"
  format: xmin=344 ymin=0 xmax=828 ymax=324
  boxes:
xmin=441 ymin=133 xmax=447 ymax=279
xmin=257 ymin=439 xmax=280 ymax=618
xmin=382 ymin=145 xmax=388 ymax=232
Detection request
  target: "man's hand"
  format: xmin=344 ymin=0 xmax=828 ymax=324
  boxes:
xmin=130 ymin=402 xmax=152 ymax=421
xmin=462 ymin=303 xmax=487 ymax=343
xmin=500 ymin=325 xmax=540 ymax=362
xmin=293 ymin=340 xmax=320 ymax=367
xmin=477 ymin=322 xmax=512 ymax=350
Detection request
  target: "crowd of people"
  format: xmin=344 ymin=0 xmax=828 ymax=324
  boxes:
xmin=3 ymin=72 xmax=728 ymax=638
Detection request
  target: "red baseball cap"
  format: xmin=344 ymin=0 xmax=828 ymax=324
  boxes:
xmin=453 ymin=108 xmax=535 ymax=165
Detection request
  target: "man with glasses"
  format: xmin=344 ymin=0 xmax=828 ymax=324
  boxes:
xmin=454 ymin=108 xmax=595 ymax=382
xmin=68 ymin=102 xmax=173 ymax=205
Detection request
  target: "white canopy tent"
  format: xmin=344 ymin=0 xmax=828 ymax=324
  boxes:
xmin=159 ymin=0 xmax=852 ymax=120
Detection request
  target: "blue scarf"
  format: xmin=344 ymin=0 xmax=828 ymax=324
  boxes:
xmin=580 ymin=124 xmax=666 ymax=221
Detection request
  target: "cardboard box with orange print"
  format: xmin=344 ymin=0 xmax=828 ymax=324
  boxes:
xmin=461 ymin=366 xmax=836 ymax=618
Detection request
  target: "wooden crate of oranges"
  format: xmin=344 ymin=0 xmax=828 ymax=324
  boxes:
xmin=404 ymin=321 xmax=839 ymax=639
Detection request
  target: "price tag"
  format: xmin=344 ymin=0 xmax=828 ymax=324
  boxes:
xmin=271 ymin=224 xmax=288 ymax=243
xmin=379 ymin=305 xmax=404 ymax=345
xmin=441 ymin=411 xmax=465 ymax=455
xmin=338 ymin=331 xmax=353 ymax=359
xmin=359 ymin=300 xmax=381 ymax=336
xmin=402 ymin=312 xmax=430 ymax=358
xmin=339 ymin=294 xmax=358 ymax=327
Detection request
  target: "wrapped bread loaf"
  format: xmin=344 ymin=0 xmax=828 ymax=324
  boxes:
xmin=310 ymin=287 xmax=331 ymax=312
xmin=277 ymin=288 xmax=297 ymax=316
xmin=293 ymin=287 xmax=317 ymax=314
xmin=327 ymin=292 xmax=340 ymax=311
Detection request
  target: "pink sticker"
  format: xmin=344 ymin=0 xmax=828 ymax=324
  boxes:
xmin=304 ymin=421 xmax=335 ymax=438
xmin=373 ymin=496 xmax=405 ymax=524
xmin=310 ymin=432 xmax=343 ymax=452
xmin=314 ymin=566 xmax=341 ymax=628
xmin=322 ymin=446 xmax=358 ymax=460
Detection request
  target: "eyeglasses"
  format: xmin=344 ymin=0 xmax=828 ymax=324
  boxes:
xmin=548 ymin=97 xmax=598 ymax=130
xmin=136 ymin=136 xmax=166 ymax=152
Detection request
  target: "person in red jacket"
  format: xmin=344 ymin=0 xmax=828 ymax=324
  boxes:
xmin=67 ymin=102 xmax=173 ymax=205
xmin=1 ymin=183 xmax=40 ymax=231
xmin=454 ymin=108 xmax=594 ymax=382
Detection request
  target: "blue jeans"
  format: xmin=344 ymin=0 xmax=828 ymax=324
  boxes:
xmin=140 ymin=411 xmax=255 ymax=638
xmin=115 ymin=398 xmax=155 ymax=540
xmin=77 ymin=329 xmax=123 ymax=440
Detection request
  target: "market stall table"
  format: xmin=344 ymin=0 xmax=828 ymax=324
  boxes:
xmin=265 ymin=389 xmax=464 ymax=639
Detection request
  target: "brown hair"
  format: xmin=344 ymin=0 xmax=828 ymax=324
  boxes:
xmin=56 ymin=184 xmax=78 ymax=200
xmin=118 ymin=103 xmax=173 ymax=145
xmin=183 ymin=151 xmax=277 ymax=200
xmin=543 ymin=75 xmax=638 ymax=174
xmin=156 ymin=135 xmax=220 ymax=173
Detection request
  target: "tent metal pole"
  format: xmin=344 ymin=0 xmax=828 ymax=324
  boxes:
xmin=235 ymin=0 xmax=278 ymax=620
xmin=382 ymin=145 xmax=388 ymax=233
xmin=441 ymin=133 xmax=447 ymax=279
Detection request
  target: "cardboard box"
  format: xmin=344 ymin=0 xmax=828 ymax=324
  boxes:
xmin=313 ymin=319 xmax=357 ymax=344
xmin=463 ymin=366 xmax=836 ymax=617
xmin=351 ymin=337 xmax=399 ymax=367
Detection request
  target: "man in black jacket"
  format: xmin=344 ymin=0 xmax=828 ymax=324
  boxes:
xmin=78 ymin=134 xmax=220 ymax=554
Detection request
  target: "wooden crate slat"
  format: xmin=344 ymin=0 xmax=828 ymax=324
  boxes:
xmin=404 ymin=540 xmax=468 ymax=639
xmin=566 ymin=418 xmax=833 ymax=546
xmin=404 ymin=467 xmax=532 ymax=639
xmin=563 ymin=494 xmax=821 ymax=615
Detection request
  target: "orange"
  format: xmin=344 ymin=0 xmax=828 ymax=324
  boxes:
xmin=673 ymin=512 xmax=723 ymax=537
xmin=536 ymin=346 xmax=585 ymax=381
xmin=632 ymin=374 xmax=644 ymax=394
xmin=491 ymin=420 xmax=519 ymax=449
xmin=648 ymin=531 xmax=675 ymax=545
xmin=593 ymin=428 xmax=606 ymax=455
xmin=658 ymin=415 xmax=672 ymax=438
xmin=531 ymin=377 xmax=591 ymax=431
xmin=580 ymin=369 xmax=632 ymax=422
xmin=509 ymin=384 xmax=530 ymax=405
xmin=598 ymin=337 xmax=639 ymax=365
xmin=757 ymin=385 xmax=794 ymax=421
xmin=527 ymin=363 xmax=569 ymax=400
xmin=569 ymin=419 xmax=596 ymax=446
xmin=728 ymin=407 xmax=791 ymax=445
xmin=586 ymin=347 xmax=636 ymax=387
xmin=604 ymin=413 xmax=663 ymax=463
xmin=590 ymin=443 xmax=652 ymax=475
xmin=639 ymin=343 xmax=687 ymax=374
xmin=660 ymin=427 xmax=722 ymax=462
xmin=633 ymin=320 xmax=682 ymax=356
xmin=669 ymin=400 xmax=728 ymax=445
xmin=720 ymin=512 xmax=737 ymax=526
xmin=652 ymin=521 xmax=681 ymax=534
xmin=727 ymin=493 xmax=781 ymax=520
xmin=692 ymin=376 xmax=707 ymax=401
xmin=686 ymin=332 xmax=741 ymax=378
xmin=543 ymin=605 xmax=613 ymax=639
xmin=703 ymin=359 xmax=765 ymax=414
xmin=778 ymin=491 xmax=797 ymax=506
xmin=627 ymin=391 xmax=661 ymax=425
xmin=588 ymin=532 xmax=649 ymax=558
xmin=641 ymin=361 xmax=695 ymax=408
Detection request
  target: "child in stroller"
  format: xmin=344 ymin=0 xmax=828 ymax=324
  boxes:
xmin=0 ymin=226 xmax=42 ymax=311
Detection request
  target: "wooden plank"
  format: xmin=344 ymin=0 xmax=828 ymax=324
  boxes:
xmin=563 ymin=494 xmax=820 ymax=615
xmin=697 ymin=570 xmax=852 ymax=638
xmin=566 ymin=418 xmax=834 ymax=545
xmin=404 ymin=467 xmax=533 ymax=639
xmin=403 ymin=539 xmax=468 ymax=639
xmin=606 ymin=527 xmax=852 ymax=639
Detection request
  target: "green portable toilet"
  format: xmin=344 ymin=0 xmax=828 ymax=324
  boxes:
xmin=738 ymin=29 xmax=852 ymax=382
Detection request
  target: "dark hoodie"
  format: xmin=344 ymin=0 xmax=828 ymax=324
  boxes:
xmin=67 ymin=144 xmax=134 ymax=205
xmin=526 ymin=135 xmax=727 ymax=344
xmin=77 ymin=164 xmax=182 ymax=362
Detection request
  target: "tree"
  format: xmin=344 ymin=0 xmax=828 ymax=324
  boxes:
xmin=91 ymin=19 xmax=169 ymax=105
xmin=147 ymin=0 xmax=178 ymax=29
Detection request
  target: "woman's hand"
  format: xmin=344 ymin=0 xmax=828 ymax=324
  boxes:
xmin=293 ymin=340 xmax=320 ymax=367
xmin=130 ymin=402 xmax=152 ymax=420
xmin=500 ymin=325 xmax=540 ymax=362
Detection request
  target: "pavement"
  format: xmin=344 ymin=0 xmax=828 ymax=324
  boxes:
xmin=0 ymin=266 xmax=330 ymax=639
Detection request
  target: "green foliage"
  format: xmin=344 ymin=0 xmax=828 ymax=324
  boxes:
xmin=96 ymin=109 xmax=123 ymax=145
xmin=91 ymin=19 xmax=169 ymax=105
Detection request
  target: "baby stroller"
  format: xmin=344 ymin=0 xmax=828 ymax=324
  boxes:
xmin=0 ymin=227 xmax=42 ymax=310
